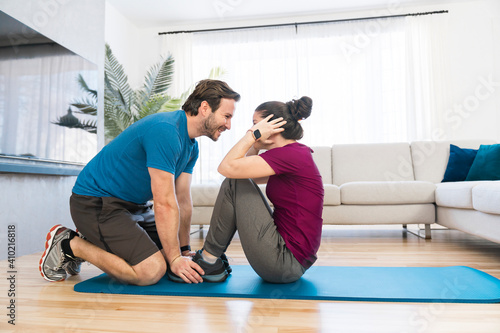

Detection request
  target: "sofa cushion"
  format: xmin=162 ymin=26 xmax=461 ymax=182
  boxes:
xmin=465 ymin=144 xmax=500 ymax=181
xmin=261 ymin=184 xmax=340 ymax=206
xmin=311 ymin=146 xmax=333 ymax=184
xmin=442 ymin=144 xmax=478 ymax=182
xmin=332 ymin=143 xmax=414 ymax=186
xmin=411 ymin=140 xmax=495 ymax=183
xmin=435 ymin=181 xmax=485 ymax=209
xmin=324 ymin=184 xmax=341 ymax=206
xmin=340 ymin=181 xmax=435 ymax=205
xmin=192 ymin=183 xmax=340 ymax=207
xmin=472 ymin=182 xmax=500 ymax=214
xmin=191 ymin=184 xmax=220 ymax=206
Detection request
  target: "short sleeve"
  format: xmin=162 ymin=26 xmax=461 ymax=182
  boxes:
xmin=142 ymin=123 xmax=181 ymax=175
xmin=260 ymin=145 xmax=302 ymax=175
xmin=183 ymin=142 xmax=199 ymax=174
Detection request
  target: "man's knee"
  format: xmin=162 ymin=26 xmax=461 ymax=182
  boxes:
xmin=133 ymin=252 xmax=166 ymax=286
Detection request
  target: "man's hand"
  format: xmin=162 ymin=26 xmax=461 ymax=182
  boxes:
xmin=170 ymin=256 xmax=205 ymax=283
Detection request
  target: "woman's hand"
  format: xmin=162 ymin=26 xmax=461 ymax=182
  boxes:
xmin=250 ymin=115 xmax=287 ymax=144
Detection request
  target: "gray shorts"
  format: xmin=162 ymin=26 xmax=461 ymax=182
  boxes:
xmin=69 ymin=193 xmax=161 ymax=266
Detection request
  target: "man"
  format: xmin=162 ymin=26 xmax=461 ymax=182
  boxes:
xmin=39 ymin=79 xmax=240 ymax=285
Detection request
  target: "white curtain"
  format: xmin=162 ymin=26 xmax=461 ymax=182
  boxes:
xmin=160 ymin=33 xmax=194 ymax=97
xmin=0 ymin=44 xmax=97 ymax=163
xmin=405 ymin=14 xmax=451 ymax=140
xmin=160 ymin=14 xmax=449 ymax=184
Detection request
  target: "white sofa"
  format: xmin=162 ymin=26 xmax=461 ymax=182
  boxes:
xmin=191 ymin=140 xmax=500 ymax=242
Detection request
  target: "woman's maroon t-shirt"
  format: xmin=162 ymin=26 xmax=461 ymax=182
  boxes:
xmin=260 ymin=142 xmax=324 ymax=269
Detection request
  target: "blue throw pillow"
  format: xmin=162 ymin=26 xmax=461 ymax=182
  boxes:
xmin=442 ymin=144 xmax=478 ymax=182
xmin=465 ymin=144 xmax=500 ymax=181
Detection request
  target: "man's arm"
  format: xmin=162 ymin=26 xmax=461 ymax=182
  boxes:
xmin=175 ymin=172 xmax=194 ymax=256
xmin=148 ymin=167 xmax=203 ymax=283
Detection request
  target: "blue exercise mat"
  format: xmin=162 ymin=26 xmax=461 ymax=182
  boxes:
xmin=74 ymin=265 xmax=500 ymax=303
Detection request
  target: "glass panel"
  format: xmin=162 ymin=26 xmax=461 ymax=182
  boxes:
xmin=0 ymin=10 xmax=98 ymax=165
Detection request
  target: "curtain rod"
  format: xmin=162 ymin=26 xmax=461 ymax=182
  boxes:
xmin=159 ymin=10 xmax=448 ymax=35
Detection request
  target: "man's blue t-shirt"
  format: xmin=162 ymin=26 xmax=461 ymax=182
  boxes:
xmin=73 ymin=111 xmax=199 ymax=204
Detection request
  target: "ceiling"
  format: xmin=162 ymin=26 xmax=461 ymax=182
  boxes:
xmin=106 ymin=0 xmax=462 ymax=28
xmin=0 ymin=11 xmax=51 ymax=47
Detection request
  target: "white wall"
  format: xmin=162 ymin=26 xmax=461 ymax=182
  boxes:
xmin=440 ymin=0 xmax=500 ymax=142
xmin=0 ymin=174 xmax=77 ymax=259
xmin=105 ymin=2 xmax=163 ymax=90
xmin=0 ymin=0 xmax=105 ymax=258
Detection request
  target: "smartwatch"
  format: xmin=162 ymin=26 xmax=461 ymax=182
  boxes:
xmin=252 ymin=129 xmax=262 ymax=141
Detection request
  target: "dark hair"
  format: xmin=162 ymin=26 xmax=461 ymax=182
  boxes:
xmin=182 ymin=79 xmax=240 ymax=116
xmin=255 ymin=96 xmax=312 ymax=140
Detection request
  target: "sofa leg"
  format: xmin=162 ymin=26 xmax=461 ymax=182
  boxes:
xmin=190 ymin=224 xmax=205 ymax=239
xmin=424 ymin=224 xmax=432 ymax=239
xmin=403 ymin=224 xmax=432 ymax=239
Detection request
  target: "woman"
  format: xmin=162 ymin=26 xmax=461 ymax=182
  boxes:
xmin=170 ymin=96 xmax=324 ymax=283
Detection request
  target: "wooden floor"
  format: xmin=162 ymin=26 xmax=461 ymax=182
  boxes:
xmin=2 ymin=225 xmax=500 ymax=332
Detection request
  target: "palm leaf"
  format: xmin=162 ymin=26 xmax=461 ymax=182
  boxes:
xmin=137 ymin=94 xmax=170 ymax=120
xmin=104 ymin=103 xmax=133 ymax=140
xmin=208 ymin=66 xmax=227 ymax=79
xmin=105 ymin=75 xmax=132 ymax=117
xmin=80 ymin=119 xmax=97 ymax=134
xmin=105 ymin=44 xmax=134 ymax=110
xmin=159 ymin=98 xmax=183 ymax=112
xmin=71 ymin=98 xmax=97 ymax=115
xmin=149 ymin=55 xmax=174 ymax=95
xmin=136 ymin=55 xmax=174 ymax=110
xmin=76 ymin=74 xmax=97 ymax=99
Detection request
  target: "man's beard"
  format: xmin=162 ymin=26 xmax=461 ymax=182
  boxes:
xmin=202 ymin=112 xmax=223 ymax=141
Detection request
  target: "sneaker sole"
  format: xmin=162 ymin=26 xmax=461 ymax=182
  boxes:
xmin=201 ymin=270 xmax=229 ymax=283
xmin=167 ymin=271 xmax=229 ymax=283
xmin=39 ymin=224 xmax=66 ymax=282
xmin=167 ymin=272 xmax=185 ymax=283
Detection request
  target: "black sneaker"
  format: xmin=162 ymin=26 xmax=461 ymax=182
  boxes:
xmin=193 ymin=250 xmax=229 ymax=283
xmin=220 ymin=253 xmax=232 ymax=274
xmin=167 ymin=250 xmax=229 ymax=283
xmin=166 ymin=266 xmax=184 ymax=283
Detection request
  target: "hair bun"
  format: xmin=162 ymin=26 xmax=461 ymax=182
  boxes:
xmin=286 ymin=96 xmax=312 ymax=121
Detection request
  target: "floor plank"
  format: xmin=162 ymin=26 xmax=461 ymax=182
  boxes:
xmin=1 ymin=225 xmax=500 ymax=332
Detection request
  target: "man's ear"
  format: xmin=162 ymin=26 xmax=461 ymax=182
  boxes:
xmin=198 ymin=101 xmax=211 ymax=117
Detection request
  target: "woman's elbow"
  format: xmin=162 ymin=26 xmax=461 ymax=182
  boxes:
xmin=217 ymin=164 xmax=229 ymax=177
xmin=218 ymin=162 xmax=236 ymax=178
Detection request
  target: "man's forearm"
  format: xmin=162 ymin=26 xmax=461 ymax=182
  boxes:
xmin=178 ymin=203 xmax=193 ymax=250
xmin=154 ymin=203 xmax=181 ymax=263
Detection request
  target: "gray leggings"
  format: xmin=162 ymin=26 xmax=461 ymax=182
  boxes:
xmin=204 ymin=178 xmax=306 ymax=283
